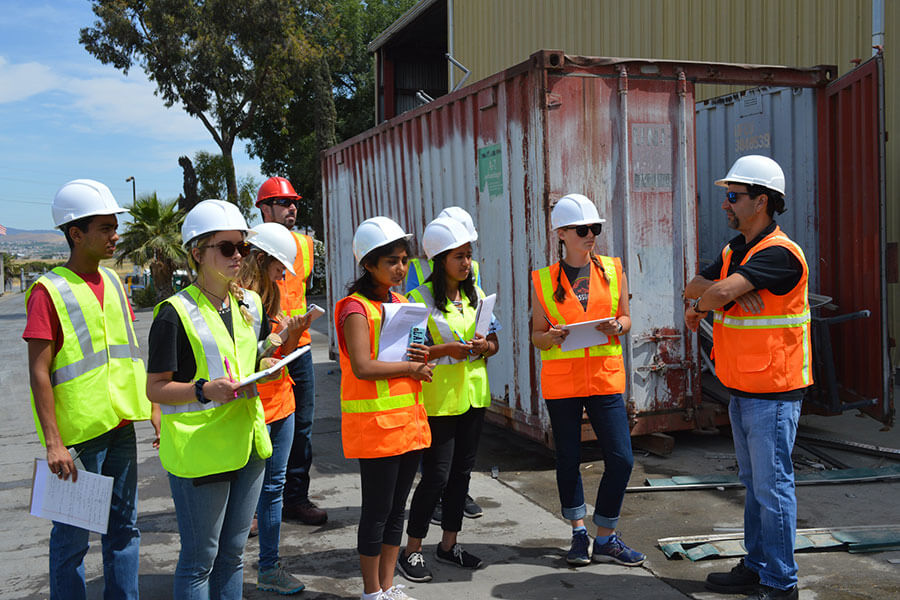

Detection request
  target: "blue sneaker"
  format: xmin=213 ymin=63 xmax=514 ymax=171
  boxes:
xmin=592 ymin=533 xmax=645 ymax=566
xmin=566 ymin=529 xmax=591 ymax=566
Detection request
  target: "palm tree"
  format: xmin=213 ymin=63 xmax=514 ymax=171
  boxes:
xmin=116 ymin=193 xmax=186 ymax=301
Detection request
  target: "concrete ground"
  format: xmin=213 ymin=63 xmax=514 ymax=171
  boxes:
xmin=1 ymin=290 xmax=898 ymax=599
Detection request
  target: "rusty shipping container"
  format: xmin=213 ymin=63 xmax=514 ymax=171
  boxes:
xmin=321 ymin=50 xmax=840 ymax=445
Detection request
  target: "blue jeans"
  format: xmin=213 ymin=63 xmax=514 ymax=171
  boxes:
xmin=168 ymin=457 xmax=266 ymax=600
xmin=544 ymin=394 xmax=633 ymax=529
xmin=285 ymin=349 xmax=315 ymax=505
xmin=256 ymin=414 xmax=294 ymax=571
xmin=49 ymin=423 xmax=140 ymax=600
xmin=729 ymin=395 xmax=801 ymax=591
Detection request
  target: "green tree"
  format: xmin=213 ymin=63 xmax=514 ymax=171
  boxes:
xmin=193 ymin=151 xmax=260 ymax=222
xmin=115 ymin=193 xmax=187 ymax=301
xmin=246 ymin=0 xmax=416 ymax=235
xmin=80 ymin=0 xmax=309 ymax=202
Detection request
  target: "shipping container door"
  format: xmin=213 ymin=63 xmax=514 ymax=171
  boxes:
xmin=817 ymin=54 xmax=892 ymax=424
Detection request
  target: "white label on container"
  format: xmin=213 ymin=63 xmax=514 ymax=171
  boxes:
xmin=631 ymin=123 xmax=673 ymax=191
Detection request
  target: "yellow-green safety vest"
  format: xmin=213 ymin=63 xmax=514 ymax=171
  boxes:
xmin=407 ymin=282 xmax=491 ymax=416
xmin=26 ymin=267 xmax=149 ymax=446
xmin=406 ymin=257 xmax=481 ymax=294
xmin=155 ymin=285 xmax=272 ymax=478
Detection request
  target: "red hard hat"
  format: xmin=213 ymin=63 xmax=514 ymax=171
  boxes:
xmin=256 ymin=176 xmax=302 ymax=206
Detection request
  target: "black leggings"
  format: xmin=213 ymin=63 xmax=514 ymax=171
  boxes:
xmin=357 ymin=450 xmax=422 ymax=556
xmin=407 ymin=407 xmax=485 ymax=538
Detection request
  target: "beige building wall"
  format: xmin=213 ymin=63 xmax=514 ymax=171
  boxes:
xmin=451 ymin=0 xmax=897 ymax=368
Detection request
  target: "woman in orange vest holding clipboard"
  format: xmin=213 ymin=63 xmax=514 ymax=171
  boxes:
xmin=530 ymin=194 xmax=645 ymax=568
xmin=335 ymin=216 xmax=433 ymax=600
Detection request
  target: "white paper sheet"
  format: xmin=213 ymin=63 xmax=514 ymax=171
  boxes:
xmin=239 ymin=345 xmax=311 ymax=386
xmin=559 ymin=317 xmax=616 ymax=352
xmin=30 ymin=459 xmax=113 ymax=534
xmin=377 ymin=302 xmax=430 ymax=362
xmin=473 ymin=294 xmax=497 ymax=337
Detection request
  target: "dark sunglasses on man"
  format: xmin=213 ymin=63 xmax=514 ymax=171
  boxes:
xmin=725 ymin=191 xmax=753 ymax=204
xmin=201 ymin=240 xmax=252 ymax=258
xmin=267 ymin=197 xmax=298 ymax=208
xmin=565 ymin=223 xmax=602 ymax=237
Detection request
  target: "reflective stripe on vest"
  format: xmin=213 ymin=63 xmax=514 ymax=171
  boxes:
xmin=43 ymin=268 xmax=141 ymax=386
xmin=159 ymin=288 xmax=260 ymax=415
xmin=536 ymin=256 xmax=622 ymax=360
xmin=407 ymin=284 xmax=462 ymax=365
xmin=28 ymin=267 xmax=149 ymax=446
xmin=711 ymin=228 xmax=813 ymax=391
xmin=406 ymin=258 xmax=480 ymax=294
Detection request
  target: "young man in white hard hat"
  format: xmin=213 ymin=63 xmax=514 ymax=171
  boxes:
xmin=24 ymin=179 xmax=150 ymax=598
xmin=256 ymin=176 xmax=326 ymax=525
xmin=684 ymin=155 xmax=810 ymax=600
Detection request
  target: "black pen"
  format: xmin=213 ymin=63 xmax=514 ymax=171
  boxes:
xmin=543 ymin=315 xmax=557 ymax=330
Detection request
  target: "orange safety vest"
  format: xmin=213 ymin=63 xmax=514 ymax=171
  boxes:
xmin=256 ymin=326 xmax=296 ymax=424
xmin=276 ymin=231 xmax=315 ymax=347
xmin=531 ymin=256 xmax=625 ymax=400
xmin=711 ymin=226 xmax=813 ymax=394
xmin=335 ymin=292 xmax=431 ymax=459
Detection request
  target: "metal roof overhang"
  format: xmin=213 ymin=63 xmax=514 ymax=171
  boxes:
xmin=367 ymin=0 xmax=441 ymax=54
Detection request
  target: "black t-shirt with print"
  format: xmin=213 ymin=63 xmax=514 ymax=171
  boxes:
xmin=561 ymin=262 xmax=592 ymax=310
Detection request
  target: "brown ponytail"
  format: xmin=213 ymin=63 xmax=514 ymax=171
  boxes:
xmin=553 ymin=239 xmax=567 ymax=303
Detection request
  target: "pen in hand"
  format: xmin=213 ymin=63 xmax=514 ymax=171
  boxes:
xmin=223 ymin=358 xmax=239 ymax=399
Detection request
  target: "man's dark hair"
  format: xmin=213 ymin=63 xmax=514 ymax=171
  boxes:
xmin=347 ymin=238 xmax=411 ymax=300
xmin=748 ymin=184 xmax=786 ymax=217
xmin=60 ymin=216 xmax=95 ymax=250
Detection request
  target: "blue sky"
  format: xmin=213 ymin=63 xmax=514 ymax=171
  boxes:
xmin=0 ymin=1 xmax=263 ymax=231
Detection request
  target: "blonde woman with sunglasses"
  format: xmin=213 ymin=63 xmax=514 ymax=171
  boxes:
xmin=147 ymin=200 xmax=277 ymax=599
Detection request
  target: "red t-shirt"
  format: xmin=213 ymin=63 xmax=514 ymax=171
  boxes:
xmin=337 ymin=298 xmax=368 ymax=355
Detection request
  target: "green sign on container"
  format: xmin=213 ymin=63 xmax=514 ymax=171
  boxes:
xmin=478 ymin=144 xmax=503 ymax=197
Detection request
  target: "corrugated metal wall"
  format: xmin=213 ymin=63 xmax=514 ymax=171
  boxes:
xmin=451 ymin=0 xmax=898 ymax=369
xmin=695 ymin=86 xmax=819 ymax=292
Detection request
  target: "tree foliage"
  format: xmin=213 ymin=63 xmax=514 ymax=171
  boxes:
xmin=80 ymin=0 xmax=310 ymax=201
xmin=245 ymin=0 xmax=417 ymax=236
xmin=115 ymin=192 xmax=186 ymax=301
xmin=192 ymin=151 xmax=260 ymax=222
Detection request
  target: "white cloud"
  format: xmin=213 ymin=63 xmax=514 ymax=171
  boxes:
xmin=0 ymin=56 xmax=56 ymax=102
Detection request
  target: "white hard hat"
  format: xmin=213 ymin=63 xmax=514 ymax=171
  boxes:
xmin=550 ymin=193 xmax=605 ymax=230
xmin=352 ymin=216 xmax=413 ymax=263
xmin=247 ymin=223 xmax=297 ymax=276
xmin=182 ymin=199 xmax=249 ymax=247
xmin=437 ymin=206 xmax=478 ymax=241
xmin=423 ymin=217 xmax=474 ymax=260
xmin=52 ymin=179 xmax=128 ymax=227
xmin=715 ymin=155 xmax=786 ymax=195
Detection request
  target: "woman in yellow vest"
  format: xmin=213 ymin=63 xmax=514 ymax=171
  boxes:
xmin=335 ymin=216 xmax=433 ymax=600
xmin=530 ymin=194 xmax=645 ymax=568
xmin=238 ymin=222 xmax=313 ymax=595
xmin=398 ymin=217 xmax=499 ymax=583
xmin=146 ymin=199 xmax=275 ymax=599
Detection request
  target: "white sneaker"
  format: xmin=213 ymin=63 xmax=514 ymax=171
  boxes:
xmin=381 ymin=584 xmax=418 ymax=600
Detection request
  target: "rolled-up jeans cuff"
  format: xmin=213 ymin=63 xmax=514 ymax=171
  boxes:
xmin=592 ymin=512 xmax=619 ymax=530
xmin=562 ymin=503 xmax=587 ymax=521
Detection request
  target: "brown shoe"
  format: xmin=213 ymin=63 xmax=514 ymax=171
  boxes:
xmin=283 ymin=501 xmax=327 ymax=525
xmin=249 ymin=515 xmax=258 ymax=538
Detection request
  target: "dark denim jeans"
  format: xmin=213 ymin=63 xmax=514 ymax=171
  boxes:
xmin=256 ymin=413 xmax=294 ymax=571
xmin=49 ymin=423 xmax=140 ymax=600
xmin=729 ymin=395 xmax=801 ymax=590
xmin=285 ymin=349 xmax=315 ymax=505
xmin=544 ymin=394 xmax=633 ymax=529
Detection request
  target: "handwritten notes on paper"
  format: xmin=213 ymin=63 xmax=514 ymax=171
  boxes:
xmin=30 ymin=459 xmax=113 ymax=534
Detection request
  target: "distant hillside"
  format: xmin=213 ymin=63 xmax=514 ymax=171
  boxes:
xmin=2 ymin=228 xmax=65 ymax=244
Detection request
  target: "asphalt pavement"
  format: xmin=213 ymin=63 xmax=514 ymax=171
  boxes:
xmin=1 ymin=290 xmax=898 ymax=599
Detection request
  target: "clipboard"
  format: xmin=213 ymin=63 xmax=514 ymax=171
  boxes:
xmin=559 ymin=317 xmax=616 ymax=352
xmin=239 ymin=345 xmax=311 ymax=386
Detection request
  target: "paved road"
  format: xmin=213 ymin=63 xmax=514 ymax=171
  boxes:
xmin=1 ymin=289 xmax=898 ymax=599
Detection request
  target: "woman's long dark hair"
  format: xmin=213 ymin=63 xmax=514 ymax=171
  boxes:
xmin=553 ymin=238 xmax=608 ymax=303
xmin=426 ymin=248 xmax=477 ymax=313
xmin=347 ymin=239 xmax=411 ymax=300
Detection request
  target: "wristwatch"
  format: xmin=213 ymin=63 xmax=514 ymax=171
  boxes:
xmin=614 ymin=320 xmax=624 ymax=334
xmin=690 ymin=298 xmax=707 ymax=313
xmin=194 ymin=378 xmax=210 ymax=404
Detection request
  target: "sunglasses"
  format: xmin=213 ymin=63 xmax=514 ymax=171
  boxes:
xmin=267 ymin=198 xmax=298 ymax=208
xmin=201 ymin=240 xmax=252 ymax=258
xmin=726 ymin=191 xmax=752 ymax=204
xmin=566 ymin=223 xmax=602 ymax=237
